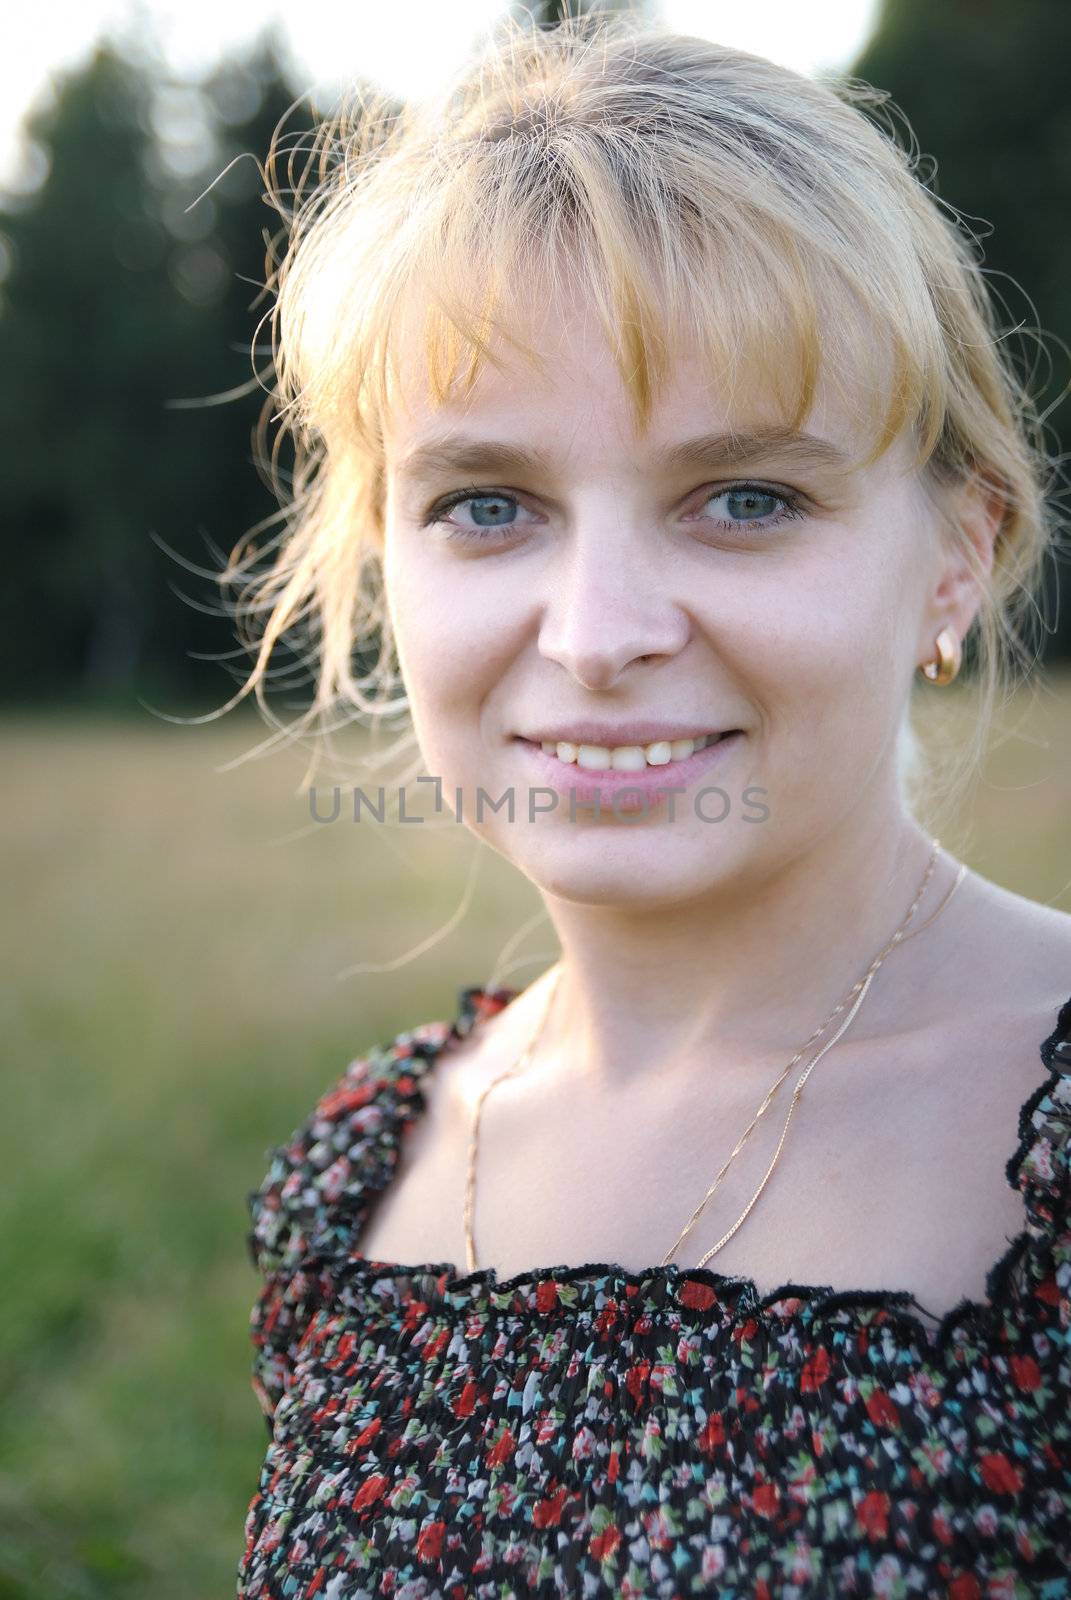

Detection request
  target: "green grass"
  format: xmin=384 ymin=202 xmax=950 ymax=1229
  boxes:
xmin=3 ymin=680 xmax=1070 ymax=1598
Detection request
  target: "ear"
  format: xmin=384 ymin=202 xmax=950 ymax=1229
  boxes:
xmin=917 ymin=469 xmax=1006 ymax=668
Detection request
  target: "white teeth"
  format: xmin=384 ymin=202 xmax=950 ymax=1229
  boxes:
xmin=538 ymin=734 xmax=721 ymax=768
xmin=610 ymin=746 xmax=647 ymax=771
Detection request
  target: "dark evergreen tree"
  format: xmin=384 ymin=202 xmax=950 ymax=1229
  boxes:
xmin=0 ymin=28 xmax=309 ymax=708
xmin=0 ymin=46 xmax=171 ymax=701
xmin=852 ymin=0 xmax=1071 ymax=661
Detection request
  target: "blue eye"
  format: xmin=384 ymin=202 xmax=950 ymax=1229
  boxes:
xmin=451 ymin=493 xmax=517 ymax=528
xmin=422 ymin=480 xmax=806 ymax=544
xmin=685 ymin=481 xmax=808 ymax=535
xmin=423 ymin=489 xmax=530 ymax=542
xmin=705 ymin=487 xmax=791 ymax=524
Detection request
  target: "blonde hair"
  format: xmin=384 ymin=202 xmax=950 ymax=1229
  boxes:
xmin=209 ymin=8 xmax=1062 ymax=827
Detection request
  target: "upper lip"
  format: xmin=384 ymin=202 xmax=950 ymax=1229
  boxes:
xmin=518 ymin=722 xmax=736 ymax=747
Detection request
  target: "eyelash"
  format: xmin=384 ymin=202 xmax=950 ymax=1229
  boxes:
xmin=422 ymin=481 xmax=807 ymax=543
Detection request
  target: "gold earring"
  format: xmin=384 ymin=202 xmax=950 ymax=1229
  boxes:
xmin=918 ymin=626 xmax=961 ymax=687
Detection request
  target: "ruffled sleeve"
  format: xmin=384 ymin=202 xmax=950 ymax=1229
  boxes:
xmin=243 ymin=995 xmax=511 ymax=1435
xmin=1009 ymin=993 xmax=1071 ymax=1338
xmin=245 ymin=1039 xmax=409 ymax=1433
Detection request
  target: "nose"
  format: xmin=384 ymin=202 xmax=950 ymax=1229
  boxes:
xmin=536 ymin=536 xmax=691 ymax=691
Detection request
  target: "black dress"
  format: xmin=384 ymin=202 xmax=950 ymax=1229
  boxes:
xmin=236 ymin=985 xmax=1071 ymax=1598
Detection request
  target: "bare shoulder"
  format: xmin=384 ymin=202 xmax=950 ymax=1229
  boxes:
xmin=844 ymin=858 xmax=1071 ymax=1123
xmin=951 ymin=866 xmax=1071 ymax=1007
xmin=904 ymin=862 xmax=1071 ymax=1113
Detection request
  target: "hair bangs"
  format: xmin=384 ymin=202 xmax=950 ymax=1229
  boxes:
xmin=373 ymin=168 xmax=937 ymax=480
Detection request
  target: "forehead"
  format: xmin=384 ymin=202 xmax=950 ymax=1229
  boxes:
xmin=382 ymin=288 xmax=895 ymax=483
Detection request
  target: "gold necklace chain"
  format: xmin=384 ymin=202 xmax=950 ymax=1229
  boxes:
xmin=463 ymin=837 xmax=966 ymax=1276
xmin=666 ymin=848 xmax=965 ymax=1268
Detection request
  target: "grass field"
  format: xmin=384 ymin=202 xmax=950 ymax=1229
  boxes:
xmin=3 ymin=681 xmax=1070 ymax=1599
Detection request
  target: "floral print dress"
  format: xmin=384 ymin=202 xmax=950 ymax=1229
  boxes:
xmin=236 ymin=985 xmax=1071 ymax=1599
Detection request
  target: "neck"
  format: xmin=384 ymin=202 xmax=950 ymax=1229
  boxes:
xmin=526 ymin=803 xmax=959 ymax=1098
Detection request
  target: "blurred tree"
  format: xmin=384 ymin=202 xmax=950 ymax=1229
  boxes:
xmin=852 ymin=0 xmax=1071 ymax=664
xmin=0 ymin=46 xmax=170 ymax=702
xmin=0 ymin=29 xmax=308 ymax=709
xmin=147 ymin=32 xmax=320 ymax=714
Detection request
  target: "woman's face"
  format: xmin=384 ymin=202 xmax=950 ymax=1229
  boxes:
xmin=381 ymin=291 xmax=950 ymax=908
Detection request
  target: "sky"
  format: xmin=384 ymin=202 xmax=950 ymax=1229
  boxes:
xmin=3 ymin=0 xmax=881 ymax=191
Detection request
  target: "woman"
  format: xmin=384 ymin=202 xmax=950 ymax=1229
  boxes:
xmin=232 ymin=11 xmax=1071 ymax=1595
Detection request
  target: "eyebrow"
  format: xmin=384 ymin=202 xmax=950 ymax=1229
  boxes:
xmin=393 ymin=426 xmax=856 ymax=485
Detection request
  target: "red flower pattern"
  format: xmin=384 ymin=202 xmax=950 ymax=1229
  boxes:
xmin=237 ymin=984 xmax=1071 ymax=1598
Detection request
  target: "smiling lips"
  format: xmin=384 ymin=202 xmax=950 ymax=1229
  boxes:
xmin=531 ymin=733 xmax=727 ymax=770
xmin=514 ymin=729 xmax=744 ymax=812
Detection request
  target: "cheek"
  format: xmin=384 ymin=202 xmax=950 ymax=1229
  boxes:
xmin=391 ymin=540 xmax=525 ymax=673
xmin=733 ymin=568 xmax=907 ymax=748
xmin=383 ymin=554 xmax=496 ymax=754
xmin=384 ymin=548 xmax=452 ymax=693
xmin=715 ymin=588 xmax=850 ymax=689
xmin=785 ymin=544 xmax=905 ymax=661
